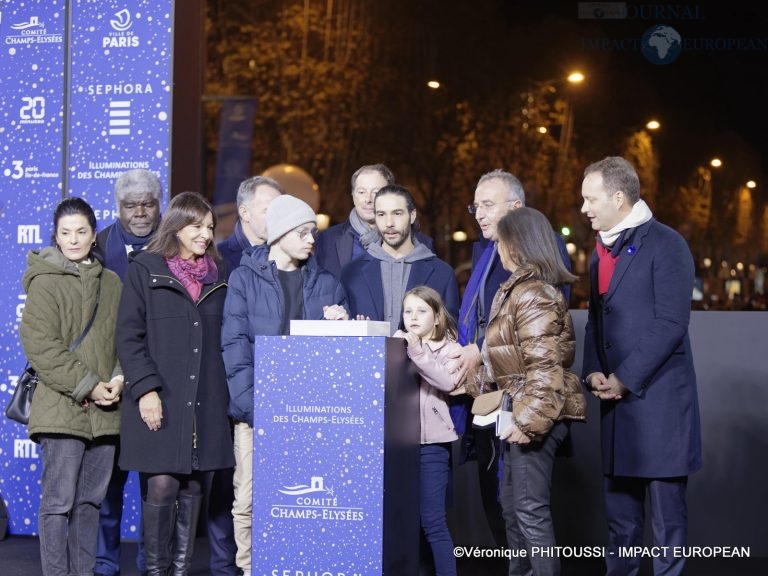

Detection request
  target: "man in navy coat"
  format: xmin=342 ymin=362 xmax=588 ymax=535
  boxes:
xmin=580 ymin=156 xmax=702 ymax=576
xmin=340 ymin=184 xmax=458 ymax=333
xmin=450 ymin=169 xmax=572 ymax=550
xmin=315 ymin=163 xmax=432 ymax=278
xmin=217 ymin=175 xmax=283 ymax=271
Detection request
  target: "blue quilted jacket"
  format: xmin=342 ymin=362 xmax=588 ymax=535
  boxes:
xmin=221 ymin=245 xmax=348 ymax=425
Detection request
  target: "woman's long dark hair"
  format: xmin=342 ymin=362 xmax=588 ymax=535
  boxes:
xmin=496 ymin=207 xmax=578 ymax=286
xmin=145 ymin=192 xmax=220 ymax=260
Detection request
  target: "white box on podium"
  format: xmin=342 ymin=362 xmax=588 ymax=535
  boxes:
xmin=289 ymin=319 xmax=392 ymax=337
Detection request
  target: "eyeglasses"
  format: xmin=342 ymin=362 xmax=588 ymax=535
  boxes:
xmin=294 ymin=227 xmax=319 ymax=242
xmin=467 ymin=200 xmax=513 ymax=215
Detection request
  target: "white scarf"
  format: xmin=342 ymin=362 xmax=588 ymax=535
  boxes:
xmin=599 ymin=199 xmax=653 ymax=247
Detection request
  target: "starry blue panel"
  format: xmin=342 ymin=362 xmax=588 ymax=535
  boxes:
xmin=252 ymin=336 xmax=388 ymax=575
xmin=0 ymin=0 xmax=173 ymax=537
xmin=0 ymin=0 xmax=67 ymax=538
xmin=67 ymin=0 xmax=173 ymax=228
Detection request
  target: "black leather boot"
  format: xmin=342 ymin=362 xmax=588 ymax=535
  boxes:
xmin=142 ymin=500 xmax=176 ymax=576
xmin=171 ymin=494 xmax=203 ymax=575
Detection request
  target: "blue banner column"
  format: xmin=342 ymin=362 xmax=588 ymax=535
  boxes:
xmin=0 ymin=0 xmax=67 ymax=537
xmin=66 ymin=0 xmax=174 ymax=226
xmin=0 ymin=0 xmax=175 ymax=537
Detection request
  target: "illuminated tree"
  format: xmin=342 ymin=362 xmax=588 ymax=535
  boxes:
xmin=205 ymin=0 xmax=384 ymax=211
xmin=622 ymin=129 xmax=659 ymax=208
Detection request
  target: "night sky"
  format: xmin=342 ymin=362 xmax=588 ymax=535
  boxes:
xmin=423 ymin=1 xmax=768 ymax=187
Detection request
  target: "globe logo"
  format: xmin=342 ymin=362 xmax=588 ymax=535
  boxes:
xmin=641 ymin=25 xmax=682 ymax=65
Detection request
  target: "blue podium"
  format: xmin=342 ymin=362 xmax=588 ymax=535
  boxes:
xmin=251 ymin=336 xmax=420 ymax=575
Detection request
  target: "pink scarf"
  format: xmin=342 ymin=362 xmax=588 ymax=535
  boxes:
xmin=165 ymin=254 xmax=218 ymax=301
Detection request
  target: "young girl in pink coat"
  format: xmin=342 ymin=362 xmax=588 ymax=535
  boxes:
xmin=395 ymin=285 xmax=465 ymax=576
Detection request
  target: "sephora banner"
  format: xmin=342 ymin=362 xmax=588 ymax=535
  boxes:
xmin=0 ymin=0 xmax=174 ymax=537
xmin=66 ymin=0 xmax=172 ymax=227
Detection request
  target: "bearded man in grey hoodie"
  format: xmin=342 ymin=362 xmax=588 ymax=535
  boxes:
xmin=340 ymin=184 xmax=459 ymax=334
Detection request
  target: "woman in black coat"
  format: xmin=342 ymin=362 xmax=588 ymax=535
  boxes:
xmin=116 ymin=192 xmax=234 ymax=576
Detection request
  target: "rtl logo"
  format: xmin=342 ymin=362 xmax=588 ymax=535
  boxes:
xmin=17 ymin=225 xmax=42 ymax=244
xmin=14 ymin=439 xmax=39 ymax=458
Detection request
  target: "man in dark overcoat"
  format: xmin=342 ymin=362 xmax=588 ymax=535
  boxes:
xmin=580 ymin=156 xmax=702 ymax=576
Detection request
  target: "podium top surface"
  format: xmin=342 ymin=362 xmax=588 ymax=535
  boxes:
xmin=289 ymin=319 xmax=391 ymax=337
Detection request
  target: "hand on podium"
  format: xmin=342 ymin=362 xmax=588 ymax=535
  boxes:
xmin=323 ymin=304 xmax=349 ymax=320
xmin=393 ymin=329 xmax=420 ymax=348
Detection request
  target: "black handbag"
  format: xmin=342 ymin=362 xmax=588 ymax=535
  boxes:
xmin=6 ymin=283 xmax=101 ymax=425
xmin=5 ymin=365 xmax=38 ymax=425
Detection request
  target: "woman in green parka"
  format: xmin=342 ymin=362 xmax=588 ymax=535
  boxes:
xmin=19 ymin=197 xmax=123 ymax=576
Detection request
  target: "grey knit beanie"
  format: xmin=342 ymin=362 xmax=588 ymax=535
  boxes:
xmin=266 ymin=195 xmax=317 ymax=244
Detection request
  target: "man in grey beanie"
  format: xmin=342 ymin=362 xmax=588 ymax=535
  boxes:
xmin=221 ymin=194 xmax=348 ymax=576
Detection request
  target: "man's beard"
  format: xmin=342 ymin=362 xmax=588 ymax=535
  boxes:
xmin=381 ymin=228 xmax=410 ymax=250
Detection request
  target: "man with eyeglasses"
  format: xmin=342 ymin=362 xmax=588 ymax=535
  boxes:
xmin=449 ymin=169 xmax=571 ymax=553
xmin=340 ymin=184 xmax=459 ymax=335
xmin=94 ymin=169 xmax=162 ymax=576
xmin=315 ymin=163 xmax=432 ymax=278
xmin=222 ymin=194 xmax=348 ymax=576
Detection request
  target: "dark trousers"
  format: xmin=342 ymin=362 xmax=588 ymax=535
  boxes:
xmin=604 ymin=475 xmax=689 ymax=576
xmin=95 ymin=448 xmax=144 ymax=575
xmin=474 ymin=426 xmax=509 ymax=548
xmin=501 ymin=421 xmax=568 ymax=576
xmin=420 ymin=444 xmax=456 ymax=576
xmin=205 ymin=468 xmax=239 ymax=576
xmin=39 ymin=436 xmax=114 ymax=576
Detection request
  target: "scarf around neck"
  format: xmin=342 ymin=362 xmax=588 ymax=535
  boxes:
xmin=598 ymin=199 xmax=653 ymax=247
xmin=165 ymin=253 xmax=218 ymax=302
xmin=348 ymin=208 xmax=381 ymax=249
xmin=458 ymin=241 xmax=496 ymax=346
xmin=104 ymin=220 xmax=154 ymax=280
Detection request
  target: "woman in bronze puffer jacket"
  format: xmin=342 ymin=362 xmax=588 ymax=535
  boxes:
xmin=469 ymin=207 xmax=586 ymax=576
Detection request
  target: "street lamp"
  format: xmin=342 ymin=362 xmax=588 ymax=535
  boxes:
xmin=552 ymin=71 xmax=586 ymax=196
xmin=621 ymin=119 xmax=661 ymax=201
xmin=698 ymin=157 xmax=727 ymax=301
xmin=646 ymin=119 xmax=661 ymax=130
